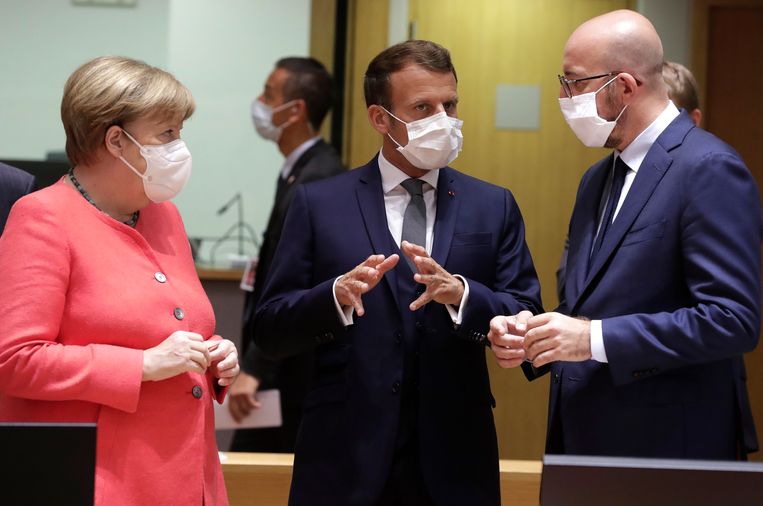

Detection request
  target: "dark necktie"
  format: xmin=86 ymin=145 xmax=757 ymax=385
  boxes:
xmin=400 ymin=178 xmax=426 ymax=270
xmin=589 ymin=157 xmax=629 ymax=269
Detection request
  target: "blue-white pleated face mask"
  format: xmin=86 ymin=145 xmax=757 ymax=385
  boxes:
xmin=118 ymin=129 xmax=192 ymax=203
xmin=558 ymin=76 xmax=627 ymax=148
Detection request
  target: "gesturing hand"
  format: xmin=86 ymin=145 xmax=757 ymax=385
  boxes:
xmin=142 ymin=331 xmax=211 ymax=382
xmin=335 ymin=254 xmax=399 ymax=316
xmin=401 ymin=241 xmax=464 ymax=311
xmin=207 ymin=338 xmax=239 ymax=387
xmin=487 ymin=311 xmax=532 ymax=368
xmin=524 ymin=312 xmax=592 ymax=367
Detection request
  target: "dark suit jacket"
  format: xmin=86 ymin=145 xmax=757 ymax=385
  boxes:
xmin=238 ymin=140 xmax=344 ymax=450
xmin=526 ymin=112 xmax=762 ymax=460
xmin=0 ymin=162 xmax=36 ymax=235
xmin=254 ymin=157 xmax=542 ymax=505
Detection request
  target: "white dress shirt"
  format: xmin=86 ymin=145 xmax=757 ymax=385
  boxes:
xmin=589 ymin=101 xmax=680 ymax=362
xmin=333 ymin=149 xmax=469 ymax=325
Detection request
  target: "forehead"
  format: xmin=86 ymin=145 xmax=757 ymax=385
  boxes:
xmin=562 ymin=32 xmax=606 ymax=77
xmin=388 ymin=63 xmax=457 ymax=106
xmin=129 ymin=113 xmax=184 ymax=131
xmin=265 ymin=67 xmax=291 ymax=93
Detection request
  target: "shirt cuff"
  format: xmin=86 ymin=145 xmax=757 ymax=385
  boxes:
xmin=332 ymin=276 xmax=354 ymax=326
xmin=590 ymin=319 xmax=608 ymax=363
xmin=445 ymin=275 xmax=469 ymax=325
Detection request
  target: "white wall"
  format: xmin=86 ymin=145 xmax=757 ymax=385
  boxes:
xmin=0 ymin=0 xmax=311 ymax=263
xmin=637 ymin=0 xmax=692 ymax=65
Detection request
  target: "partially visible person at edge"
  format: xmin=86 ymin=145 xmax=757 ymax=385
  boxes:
xmin=0 ymin=161 xmax=36 ymax=235
xmin=229 ymin=57 xmax=345 ymax=453
xmin=0 ymin=56 xmax=239 ymax=505
xmin=556 ymin=59 xmax=704 ymax=300
xmin=491 ymin=10 xmax=761 ymax=461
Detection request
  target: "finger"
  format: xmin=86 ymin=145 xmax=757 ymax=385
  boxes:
xmin=496 ymin=357 xmax=526 ymax=369
xmin=183 ymin=332 xmax=205 ymax=342
xmin=492 ymin=334 xmax=525 ymax=349
xmin=532 ymin=349 xmax=558 ymax=368
xmin=375 ymin=254 xmax=400 ymax=275
xmin=229 ymin=399 xmax=246 ymax=422
xmin=413 ymin=254 xmax=438 ymax=274
xmin=489 ymin=316 xmax=510 ymax=338
xmin=188 ymin=349 xmax=210 ymax=370
xmin=527 ymin=312 xmax=554 ymax=330
xmin=216 ymin=354 xmax=239 ymax=373
xmin=524 ymin=324 xmax=556 ymax=347
xmin=409 ymin=291 xmax=433 ymax=311
xmin=401 ymin=240 xmax=428 ymax=258
xmin=361 ymin=254 xmax=386 ymax=267
xmin=491 ymin=344 xmax=526 ymax=361
xmin=525 ymin=335 xmax=556 ymax=361
xmin=208 ymin=341 xmax=231 ymax=361
xmin=350 ymin=293 xmax=365 ymax=317
xmin=515 ymin=310 xmax=534 ymax=333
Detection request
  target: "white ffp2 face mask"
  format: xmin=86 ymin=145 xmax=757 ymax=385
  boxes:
xmin=119 ymin=129 xmax=192 ymax=203
xmin=558 ymin=76 xmax=627 ymax=148
xmin=383 ymin=107 xmax=463 ymax=171
xmin=251 ymin=99 xmax=296 ymax=142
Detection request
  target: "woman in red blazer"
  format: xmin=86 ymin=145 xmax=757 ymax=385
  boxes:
xmin=0 ymin=56 xmax=239 ymax=505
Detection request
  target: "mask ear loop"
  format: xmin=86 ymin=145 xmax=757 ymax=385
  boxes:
xmin=117 ymin=129 xmax=148 ymax=180
xmin=595 ymin=75 xmax=628 ymax=123
xmin=380 ymin=105 xmax=408 ymax=149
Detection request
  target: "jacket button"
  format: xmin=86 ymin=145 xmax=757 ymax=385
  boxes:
xmin=192 ymin=385 xmax=202 ymax=399
xmin=554 ymin=373 xmax=560 ymax=384
xmin=154 ymin=272 xmax=167 ymax=283
xmin=173 ymin=307 xmax=184 ymax=320
xmin=392 ymin=381 xmax=400 ymax=394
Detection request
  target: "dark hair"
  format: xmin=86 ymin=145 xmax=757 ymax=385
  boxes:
xmin=363 ymin=40 xmax=457 ymax=109
xmin=275 ymin=57 xmax=333 ymax=130
xmin=661 ymin=61 xmax=699 ymax=112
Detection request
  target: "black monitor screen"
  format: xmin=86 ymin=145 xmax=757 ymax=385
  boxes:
xmin=0 ymin=422 xmax=96 ymax=506
xmin=540 ymin=454 xmax=763 ymax=506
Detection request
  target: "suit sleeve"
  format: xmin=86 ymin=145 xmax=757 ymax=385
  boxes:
xmin=254 ymin=184 xmax=347 ymax=360
xmin=455 ymin=189 xmax=543 ymax=343
xmin=0 ymin=199 xmax=143 ymax=412
xmin=604 ymin=152 xmax=762 ymax=385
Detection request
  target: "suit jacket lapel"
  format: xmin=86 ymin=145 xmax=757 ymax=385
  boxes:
xmin=431 ymin=168 xmax=460 ymax=267
xmin=566 ymin=156 xmax=612 ymax=308
xmin=355 ymin=157 xmax=400 ymax=306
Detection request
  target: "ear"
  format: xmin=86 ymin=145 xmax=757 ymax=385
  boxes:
xmin=367 ymin=105 xmax=391 ymax=135
xmin=618 ymin=73 xmax=639 ymax=104
xmin=104 ymin=125 xmax=126 ymax=159
xmin=290 ymin=99 xmax=307 ymax=122
xmin=691 ymin=108 xmax=702 ymax=127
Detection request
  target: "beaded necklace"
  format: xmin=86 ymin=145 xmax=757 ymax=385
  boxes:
xmin=68 ymin=168 xmax=139 ymax=227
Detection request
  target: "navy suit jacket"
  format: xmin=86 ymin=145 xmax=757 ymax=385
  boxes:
xmin=255 ymin=157 xmax=542 ymax=505
xmin=0 ymin=162 xmax=36 ymax=235
xmin=528 ymin=112 xmax=762 ymax=459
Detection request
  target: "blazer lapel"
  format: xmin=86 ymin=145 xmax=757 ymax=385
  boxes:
xmin=355 ymin=157 xmax=400 ymax=306
xmin=431 ymin=168 xmax=461 ymax=267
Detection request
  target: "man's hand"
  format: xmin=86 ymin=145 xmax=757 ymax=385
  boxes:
xmin=524 ymin=312 xmax=591 ymax=367
xmin=336 ymin=254 xmax=399 ymax=316
xmin=487 ymin=311 xmax=532 ymax=368
xmin=401 ymin=241 xmax=464 ymax=310
xmin=228 ymin=372 xmax=262 ymax=423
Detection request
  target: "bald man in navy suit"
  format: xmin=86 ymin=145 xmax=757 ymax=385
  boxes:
xmin=0 ymin=162 xmax=36 ymax=235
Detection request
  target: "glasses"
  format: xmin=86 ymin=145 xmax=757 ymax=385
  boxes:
xmin=558 ymin=71 xmax=621 ymax=98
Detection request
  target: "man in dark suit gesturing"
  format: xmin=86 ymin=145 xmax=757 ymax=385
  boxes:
xmin=255 ymin=40 xmax=541 ymax=505
xmin=229 ymin=57 xmax=345 ymax=452
xmin=490 ymin=10 xmax=762 ymax=460
xmin=0 ymin=162 xmax=36 ymax=236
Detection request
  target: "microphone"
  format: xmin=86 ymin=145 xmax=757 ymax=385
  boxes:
xmin=217 ymin=193 xmax=241 ymax=215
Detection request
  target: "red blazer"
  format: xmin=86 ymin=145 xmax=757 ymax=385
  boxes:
xmin=0 ymin=180 xmax=229 ymax=506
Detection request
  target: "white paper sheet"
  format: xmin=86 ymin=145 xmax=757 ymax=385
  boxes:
xmin=214 ymin=389 xmax=283 ymax=430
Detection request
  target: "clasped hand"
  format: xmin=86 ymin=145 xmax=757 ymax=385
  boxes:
xmin=335 ymin=241 xmax=464 ymax=316
xmin=487 ymin=311 xmax=592 ymax=368
xmin=142 ymin=331 xmax=240 ymax=386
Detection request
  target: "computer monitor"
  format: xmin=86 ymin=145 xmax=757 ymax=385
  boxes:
xmin=0 ymin=422 xmax=96 ymax=506
xmin=0 ymin=159 xmax=70 ymax=189
xmin=540 ymin=454 xmax=763 ymax=506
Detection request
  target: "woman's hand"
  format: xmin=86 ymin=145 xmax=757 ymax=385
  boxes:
xmin=207 ymin=338 xmax=239 ymax=387
xmin=142 ymin=331 xmax=211 ymax=382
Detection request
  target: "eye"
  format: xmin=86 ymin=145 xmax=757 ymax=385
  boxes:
xmin=414 ymin=103 xmax=428 ymax=112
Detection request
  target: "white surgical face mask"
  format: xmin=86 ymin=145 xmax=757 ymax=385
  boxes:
xmin=251 ymin=99 xmax=296 ymax=142
xmin=558 ymin=76 xmax=627 ymax=148
xmin=382 ymin=107 xmax=463 ymax=171
xmin=119 ymin=129 xmax=192 ymax=203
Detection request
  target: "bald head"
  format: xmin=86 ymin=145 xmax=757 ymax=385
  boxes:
xmin=565 ymin=10 xmax=664 ymax=87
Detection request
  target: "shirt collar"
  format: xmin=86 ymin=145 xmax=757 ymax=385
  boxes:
xmin=617 ymin=101 xmax=680 ymax=171
xmin=281 ymin=136 xmax=321 ymax=179
xmin=378 ymin=149 xmax=439 ymax=194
